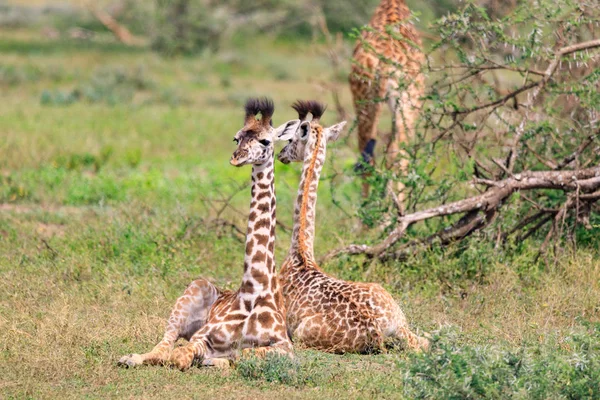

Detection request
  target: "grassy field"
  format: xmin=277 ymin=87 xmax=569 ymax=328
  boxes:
xmin=1 ymin=27 xmax=600 ymax=399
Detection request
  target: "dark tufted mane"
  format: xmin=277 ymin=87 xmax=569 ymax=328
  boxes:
xmin=291 ymin=100 xmax=327 ymax=123
xmin=244 ymin=97 xmax=275 ymax=125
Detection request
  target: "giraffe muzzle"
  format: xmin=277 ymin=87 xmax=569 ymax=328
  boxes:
xmin=277 ymin=151 xmax=291 ymax=165
xmin=230 ymin=153 xmax=248 ymax=167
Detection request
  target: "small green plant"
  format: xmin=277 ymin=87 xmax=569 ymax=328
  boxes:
xmin=400 ymin=324 xmax=600 ymax=399
xmin=124 ymin=148 xmax=142 ymax=169
xmin=236 ymin=353 xmax=302 ymax=385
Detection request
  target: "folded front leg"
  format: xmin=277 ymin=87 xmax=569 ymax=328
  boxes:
xmin=240 ymin=340 xmax=294 ymax=360
xmin=118 ymin=278 xmax=220 ymax=368
xmin=169 ymin=339 xmax=209 ymax=371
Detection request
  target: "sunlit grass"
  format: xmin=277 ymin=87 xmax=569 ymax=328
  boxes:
xmin=0 ymin=27 xmax=599 ymax=399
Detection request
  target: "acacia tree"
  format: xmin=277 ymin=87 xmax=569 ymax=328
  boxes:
xmin=328 ymin=0 xmax=600 ymax=263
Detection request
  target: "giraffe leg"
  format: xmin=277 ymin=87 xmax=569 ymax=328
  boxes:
xmin=168 ymin=339 xmax=207 ymax=371
xmin=391 ymin=326 xmax=430 ymax=352
xmin=240 ymin=341 xmax=294 ymax=360
xmin=352 ymin=78 xmax=384 ymax=199
xmin=386 ymin=79 xmax=422 ymax=214
xmin=118 ymin=278 xmax=220 ymax=368
xmin=202 ymin=358 xmax=231 ymax=369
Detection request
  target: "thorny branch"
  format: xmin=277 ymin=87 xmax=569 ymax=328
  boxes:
xmin=326 ymin=10 xmax=600 ymax=264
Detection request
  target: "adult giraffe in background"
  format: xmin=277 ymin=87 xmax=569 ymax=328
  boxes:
xmin=349 ymin=0 xmax=425 ymax=211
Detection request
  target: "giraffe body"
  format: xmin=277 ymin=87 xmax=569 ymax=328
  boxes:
xmin=119 ymin=98 xmax=300 ymax=370
xmin=277 ymin=101 xmax=428 ymax=353
xmin=349 ymin=0 xmax=425 ymax=203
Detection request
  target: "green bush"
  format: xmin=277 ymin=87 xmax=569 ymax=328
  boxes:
xmin=401 ymin=323 xmax=600 ymax=399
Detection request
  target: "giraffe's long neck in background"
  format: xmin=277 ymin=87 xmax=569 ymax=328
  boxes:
xmin=370 ymin=0 xmax=411 ymax=28
xmin=289 ymin=128 xmax=325 ymax=264
xmin=241 ymin=158 xmax=276 ymax=295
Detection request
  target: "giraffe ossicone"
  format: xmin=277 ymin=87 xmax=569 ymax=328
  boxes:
xmin=278 ymin=100 xmax=429 ymax=353
xmin=118 ymin=98 xmax=295 ymax=371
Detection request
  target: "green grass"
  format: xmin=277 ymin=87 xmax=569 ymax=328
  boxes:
xmin=1 ymin=28 xmax=599 ymax=399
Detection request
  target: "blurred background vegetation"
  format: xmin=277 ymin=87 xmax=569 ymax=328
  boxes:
xmin=1 ymin=0 xmax=599 ymax=399
xmin=1 ymin=0 xmax=467 ymax=54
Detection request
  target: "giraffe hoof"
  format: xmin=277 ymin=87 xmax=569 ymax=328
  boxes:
xmin=202 ymin=358 xmax=231 ymax=369
xmin=117 ymin=353 xmax=144 ymax=368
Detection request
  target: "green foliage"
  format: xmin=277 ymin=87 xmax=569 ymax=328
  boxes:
xmin=347 ymin=0 xmax=600 ymax=259
xmin=236 ymin=352 xmax=329 ymax=387
xmin=401 ymin=324 xmax=600 ymax=399
xmin=0 ymin=64 xmax=41 ymax=86
xmin=0 ymin=7 xmax=598 ymax=398
xmin=152 ymin=0 xmax=224 ymax=55
xmin=236 ymin=353 xmax=301 ymax=385
xmin=41 ymin=65 xmax=153 ymax=106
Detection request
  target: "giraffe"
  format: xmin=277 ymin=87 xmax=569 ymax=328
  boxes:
xmin=276 ymin=100 xmax=429 ymax=353
xmin=118 ymin=98 xmax=300 ymax=370
xmin=349 ymin=0 xmax=425 ymax=208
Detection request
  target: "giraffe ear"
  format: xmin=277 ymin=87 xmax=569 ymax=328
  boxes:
xmin=325 ymin=121 xmax=346 ymax=142
xmin=274 ymin=119 xmax=301 ymax=141
xmin=298 ymin=121 xmax=311 ymax=142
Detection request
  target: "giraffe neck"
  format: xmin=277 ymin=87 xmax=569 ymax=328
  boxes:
xmin=370 ymin=0 xmax=411 ymax=28
xmin=289 ymin=127 xmax=325 ymax=264
xmin=241 ymin=158 xmax=276 ymax=295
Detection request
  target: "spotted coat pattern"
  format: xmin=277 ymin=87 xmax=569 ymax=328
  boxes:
xmin=349 ymin=0 xmax=425 ymax=203
xmin=119 ymin=99 xmax=297 ymax=370
xmin=278 ymin=101 xmax=429 ymax=353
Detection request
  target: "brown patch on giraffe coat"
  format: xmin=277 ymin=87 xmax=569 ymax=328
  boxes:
xmin=257 ymin=203 xmax=270 ymax=213
xmin=245 ymin=239 xmax=254 ymax=256
xmin=247 ymin=313 xmax=258 ymax=335
xmin=257 ymin=312 xmax=275 ymax=328
xmin=254 ymin=234 xmax=269 ymax=247
xmin=251 ymin=268 xmax=269 ymax=286
xmin=266 ymin=257 xmax=273 ymax=271
xmin=240 ymin=280 xmax=254 ymax=294
xmin=255 ymin=294 xmax=274 ymax=309
xmin=251 ymin=250 xmax=266 ymax=264
xmin=256 ymin=191 xmax=270 ymax=201
xmin=254 ymin=218 xmax=271 ymax=231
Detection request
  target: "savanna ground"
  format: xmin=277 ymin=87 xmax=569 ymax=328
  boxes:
xmin=1 ymin=12 xmax=600 ymax=400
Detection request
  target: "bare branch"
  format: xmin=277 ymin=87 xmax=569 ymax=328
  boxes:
xmin=325 ymin=165 xmax=600 ymax=261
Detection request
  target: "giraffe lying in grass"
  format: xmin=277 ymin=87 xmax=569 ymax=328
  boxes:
xmin=276 ymin=100 xmax=429 ymax=353
xmin=118 ymin=98 xmax=300 ymax=370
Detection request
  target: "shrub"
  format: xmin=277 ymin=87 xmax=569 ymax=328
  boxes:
xmin=401 ymin=323 xmax=600 ymax=399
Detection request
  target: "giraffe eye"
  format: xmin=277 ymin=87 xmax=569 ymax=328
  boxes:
xmin=288 ymin=139 xmax=293 ymax=143
xmin=233 ymin=138 xmax=239 ymax=144
xmin=259 ymin=139 xmax=271 ymax=146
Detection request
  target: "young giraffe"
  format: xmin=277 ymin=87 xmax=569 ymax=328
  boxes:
xmin=118 ymin=98 xmax=300 ymax=370
xmin=349 ymin=0 xmax=425 ymax=205
xmin=276 ymin=100 xmax=428 ymax=353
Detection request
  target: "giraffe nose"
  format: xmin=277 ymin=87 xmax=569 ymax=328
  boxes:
xmin=277 ymin=151 xmax=290 ymax=164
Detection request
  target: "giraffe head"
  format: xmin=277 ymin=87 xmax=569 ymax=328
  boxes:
xmin=230 ymin=97 xmax=301 ymax=167
xmin=277 ymin=100 xmax=346 ymax=164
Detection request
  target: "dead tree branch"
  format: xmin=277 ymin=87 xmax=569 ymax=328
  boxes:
xmin=323 ymin=165 xmax=600 ymax=262
xmin=86 ymin=3 xmax=144 ymax=46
